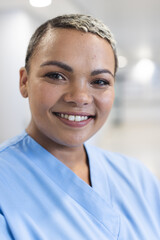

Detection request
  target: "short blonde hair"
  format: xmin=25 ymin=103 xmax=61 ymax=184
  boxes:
xmin=25 ymin=14 xmax=118 ymax=73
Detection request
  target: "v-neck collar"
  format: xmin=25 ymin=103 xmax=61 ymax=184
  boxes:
xmin=85 ymin=144 xmax=112 ymax=204
xmin=22 ymin=131 xmax=120 ymax=237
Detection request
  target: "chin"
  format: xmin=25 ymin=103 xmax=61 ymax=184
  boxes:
xmin=51 ymin=133 xmax=91 ymax=148
xmin=57 ymin=138 xmax=86 ymax=148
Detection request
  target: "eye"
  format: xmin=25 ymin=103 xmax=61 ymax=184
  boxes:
xmin=44 ymin=72 xmax=65 ymax=80
xmin=91 ymin=79 xmax=110 ymax=87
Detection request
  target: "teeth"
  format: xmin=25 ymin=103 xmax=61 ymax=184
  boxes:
xmin=57 ymin=113 xmax=89 ymax=122
xmin=68 ymin=115 xmax=75 ymax=121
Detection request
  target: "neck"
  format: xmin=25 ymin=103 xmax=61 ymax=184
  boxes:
xmin=26 ymin=124 xmax=91 ymax=185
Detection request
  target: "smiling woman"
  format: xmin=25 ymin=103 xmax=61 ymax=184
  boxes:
xmin=0 ymin=14 xmax=160 ymax=240
xmin=20 ymin=27 xmax=115 ymax=150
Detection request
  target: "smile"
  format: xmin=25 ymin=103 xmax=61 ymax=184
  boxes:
xmin=54 ymin=113 xmax=91 ymax=122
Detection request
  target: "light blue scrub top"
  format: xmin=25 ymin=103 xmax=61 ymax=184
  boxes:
xmin=0 ymin=131 xmax=160 ymax=240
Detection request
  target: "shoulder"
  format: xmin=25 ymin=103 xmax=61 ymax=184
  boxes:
xmin=0 ymin=131 xmax=27 ymax=154
xmin=86 ymin=143 xmax=144 ymax=173
xmin=0 ymin=131 xmax=32 ymax=191
xmin=85 ymin=144 xmax=160 ymax=196
xmin=86 ymin=144 xmax=155 ymax=175
xmin=0 ymin=131 xmax=28 ymax=171
xmin=86 ymin=144 xmax=160 ymax=221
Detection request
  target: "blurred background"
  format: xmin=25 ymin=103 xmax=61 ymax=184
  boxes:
xmin=0 ymin=0 xmax=160 ymax=178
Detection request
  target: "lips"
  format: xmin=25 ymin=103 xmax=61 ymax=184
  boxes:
xmin=53 ymin=112 xmax=95 ymax=127
xmin=55 ymin=112 xmax=92 ymax=121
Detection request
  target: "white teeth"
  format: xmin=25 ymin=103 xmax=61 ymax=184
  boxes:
xmin=75 ymin=116 xmax=81 ymax=121
xmin=68 ymin=115 xmax=75 ymax=121
xmin=58 ymin=114 xmax=90 ymax=122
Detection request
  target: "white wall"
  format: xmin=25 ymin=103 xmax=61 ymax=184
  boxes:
xmin=0 ymin=9 xmax=41 ymax=142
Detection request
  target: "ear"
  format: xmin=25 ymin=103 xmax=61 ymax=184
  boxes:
xmin=19 ymin=67 xmax=29 ymax=98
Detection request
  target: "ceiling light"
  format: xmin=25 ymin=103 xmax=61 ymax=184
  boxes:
xmin=29 ymin=0 xmax=52 ymax=7
xmin=137 ymin=46 xmax=152 ymax=59
xmin=132 ymin=58 xmax=155 ymax=84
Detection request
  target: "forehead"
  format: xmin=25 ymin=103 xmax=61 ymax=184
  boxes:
xmin=32 ymin=28 xmax=115 ymax=72
xmin=38 ymin=28 xmax=113 ymax=52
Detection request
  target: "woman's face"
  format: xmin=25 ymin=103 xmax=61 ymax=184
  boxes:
xmin=20 ymin=29 xmax=115 ymax=148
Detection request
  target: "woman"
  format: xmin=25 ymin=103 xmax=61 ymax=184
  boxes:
xmin=0 ymin=14 xmax=160 ymax=240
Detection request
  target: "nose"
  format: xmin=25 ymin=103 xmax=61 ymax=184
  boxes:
xmin=63 ymin=83 xmax=93 ymax=107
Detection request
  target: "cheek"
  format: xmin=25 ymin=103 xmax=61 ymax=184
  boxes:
xmin=30 ymin=84 xmax=61 ymax=110
xmin=96 ymin=90 xmax=115 ymax=114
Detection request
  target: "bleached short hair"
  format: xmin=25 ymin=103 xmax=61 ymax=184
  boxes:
xmin=25 ymin=14 xmax=118 ymax=74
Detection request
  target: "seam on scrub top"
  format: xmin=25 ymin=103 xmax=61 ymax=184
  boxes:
xmin=117 ymin=213 xmax=121 ymax=240
xmin=0 ymin=133 xmax=27 ymax=154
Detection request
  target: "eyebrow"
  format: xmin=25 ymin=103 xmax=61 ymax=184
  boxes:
xmin=40 ymin=61 xmax=73 ymax=72
xmin=91 ymin=69 xmax=114 ymax=78
xmin=40 ymin=60 xmax=114 ymax=78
